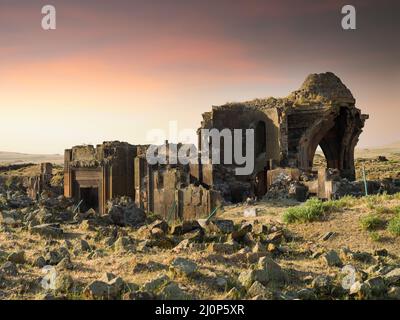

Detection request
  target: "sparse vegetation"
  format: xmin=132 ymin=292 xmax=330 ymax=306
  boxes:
xmin=283 ymin=196 xmax=355 ymax=224
xmin=1 ymin=153 xmax=400 ymax=300
xmin=374 ymin=205 xmax=393 ymax=215
xmin=387 ymin=215 xmax=400 ymax=236
xmin=359 ymin=214 xmax=385 ymax=231
xmin=369 ymin=231 xmax=382 ymax=242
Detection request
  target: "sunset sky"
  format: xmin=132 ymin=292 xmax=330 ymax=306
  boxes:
xmin=0 ymin=0 xmax=399 ymax=154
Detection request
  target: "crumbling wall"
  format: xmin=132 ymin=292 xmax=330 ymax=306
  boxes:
xmin=197 ymin=72 xmax=368 ymax=202
xmin=64 ymin=141 xmax=136 ymax=214
xmin=135 ymin=149 xmax=221 ymax=220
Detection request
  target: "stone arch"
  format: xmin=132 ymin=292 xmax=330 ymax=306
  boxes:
xmin=297 ymin=106 xmax=362 ymax=179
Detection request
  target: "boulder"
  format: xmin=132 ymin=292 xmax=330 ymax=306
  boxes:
xmin=148 ymin=220 xmax=169 ymax=234
xmin=84 ymin=275 xmax=126 ymax=299
xmin=181 ymin=220 xmax=203 ymax=234
xmin=142 ymin=274 xmax=170 ymax=292
xmin=29 ymin=224 xmax=63 ymax=238
xmin=384 ymin=268 xmax=400 ymax=285
xmin=170 ymin=258 xmax=198 ymax=277
xmin=54 ymin=273 xmax=74 ymax=293
xmin=107 ymin=202 xmax=146 ymax=227
xmin=84 ymin=281 xmax=112 ymax=300
xmin=45 ymin=250 xmax=64 ymax=265
xmin=231 ymin=222 xmax=252 ymax=242
xmin=266 ymin=230 xmax=285 ymax=243
xmin=207 ymin=242 xmax=236 ymax=255
xmin=349 ymin=281 xmax=371 ymax=299
xmin=312 ymin=275 xmax=331 ymax=295
xmin=123 ymin=290 xmax=154 ymax=300
xmin=133 ymin=261 xmax=167 ymax=273
xmin=113 ymin=236 xmax=134 ymax=252
xmin=247 ymin=281 xmax=271 ymax=298
xmin=158 ymin=282 xmax=191 ymax=300
xmin=0 ymin=211 xmax=22 ymax=226
xmin=0 ymin=261 xmax=18 ymax=276
xmin=297 ymin=288 xmax=317 ymax=300
xmin=322 ymin=250 xmax=342 ymax=267
xmin=209 ymin=220 xmax=234 ymax=234
xmin=7 ymin=251 xmax=26 ymax=264
xmin=238 ymin=269 xmax=267 ymax=289
xmin=34 ymin=256 xmax=46 ymax=268
xmin=258 ymin=256 xmax=287 ymax=285
xmin=365 ymin=276 xmax=386 ymax=297
xmin=214 ymin=277 xmax=228 ymax=290
xmin=78 ymin=239 xmax=92 ymax=252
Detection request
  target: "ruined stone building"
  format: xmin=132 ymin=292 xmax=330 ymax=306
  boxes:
xmin=64 ymin=142 xmax=220 ymax=218
xmin=64 ymin=72 xmax=368 ymax=218
xmin=198 ymin=72 xmax=368 ymax=202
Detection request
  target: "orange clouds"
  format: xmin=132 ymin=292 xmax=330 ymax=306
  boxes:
xmin=0 ymin=0 xmax=398 ymax=153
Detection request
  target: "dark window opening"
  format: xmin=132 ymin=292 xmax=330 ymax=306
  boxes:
xmin=80 ymin=187 xmax=99 ymax=212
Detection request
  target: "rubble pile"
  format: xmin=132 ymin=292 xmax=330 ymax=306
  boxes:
xmin=331 ymin=178 xmax=400 ymax=199
xmin=264 ymin=172 xmax=308 ymax=202
xmin=106 ymin=197 xmax=146 ymax=227
xmin=0 ymin=190 xmax=33 ymax=209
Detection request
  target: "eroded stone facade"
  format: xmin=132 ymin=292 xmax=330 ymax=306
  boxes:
xmin=199 ymin=72 xmax=368 ymax=201
xmin=64 ymin=72 xmax=368 ymax=215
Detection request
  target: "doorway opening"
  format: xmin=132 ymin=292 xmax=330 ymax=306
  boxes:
xmin=80 ymin=187 xmax=99 ymax=212
xmin=312 ymin=145 xmax=327 ymax=171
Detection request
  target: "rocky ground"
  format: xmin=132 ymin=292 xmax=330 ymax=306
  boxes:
xmin=0 ymin=150 xmax=399 ymax=300
xmin=314 ymin=145 xmax=400 ymax=180
xmin=0 ymin=190 xmax=400 ymax=300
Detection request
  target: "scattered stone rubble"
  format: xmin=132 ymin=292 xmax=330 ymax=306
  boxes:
xmin=1 ymin=192 xmax=400 ymax=300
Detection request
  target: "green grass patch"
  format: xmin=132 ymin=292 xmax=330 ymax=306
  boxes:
xmin=359 ymin=214 xmax=385 ymax=231
xmin=283 ymin=197 xmax=350 ymax=224
xmin=387 ymin=215 xmax=400 ymax=236
xmin=324 ymin=195 xmax=356 ymax=210
xmin=369 ymin=231 xmax=382 ymax=242
xmin=374 ymin=205 xmax=393 ymax=215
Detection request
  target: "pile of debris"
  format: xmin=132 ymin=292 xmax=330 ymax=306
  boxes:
xmin=0 ymin=190 xmax=33 ymax=209
xmin=263 ymin=172 xmax=308 ymax=202
xmin=106 ymin=197 xmax=146 ymax=227
xmin=331 ymin=178 xmax=400 ymax=199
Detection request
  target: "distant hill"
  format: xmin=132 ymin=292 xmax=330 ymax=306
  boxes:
xmin=0 ymin=151 xmax=63 ymax=165
xmin=1 ymin=140 xmax=399 ymax=165
xmin=378 ymin=141 xmax=400 ymax=149
xmin=355 ymin=140 xmax=400 ymax=158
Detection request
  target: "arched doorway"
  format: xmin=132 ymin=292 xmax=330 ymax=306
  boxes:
xmin=298 ymin=106 xmax=362 ymax=179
